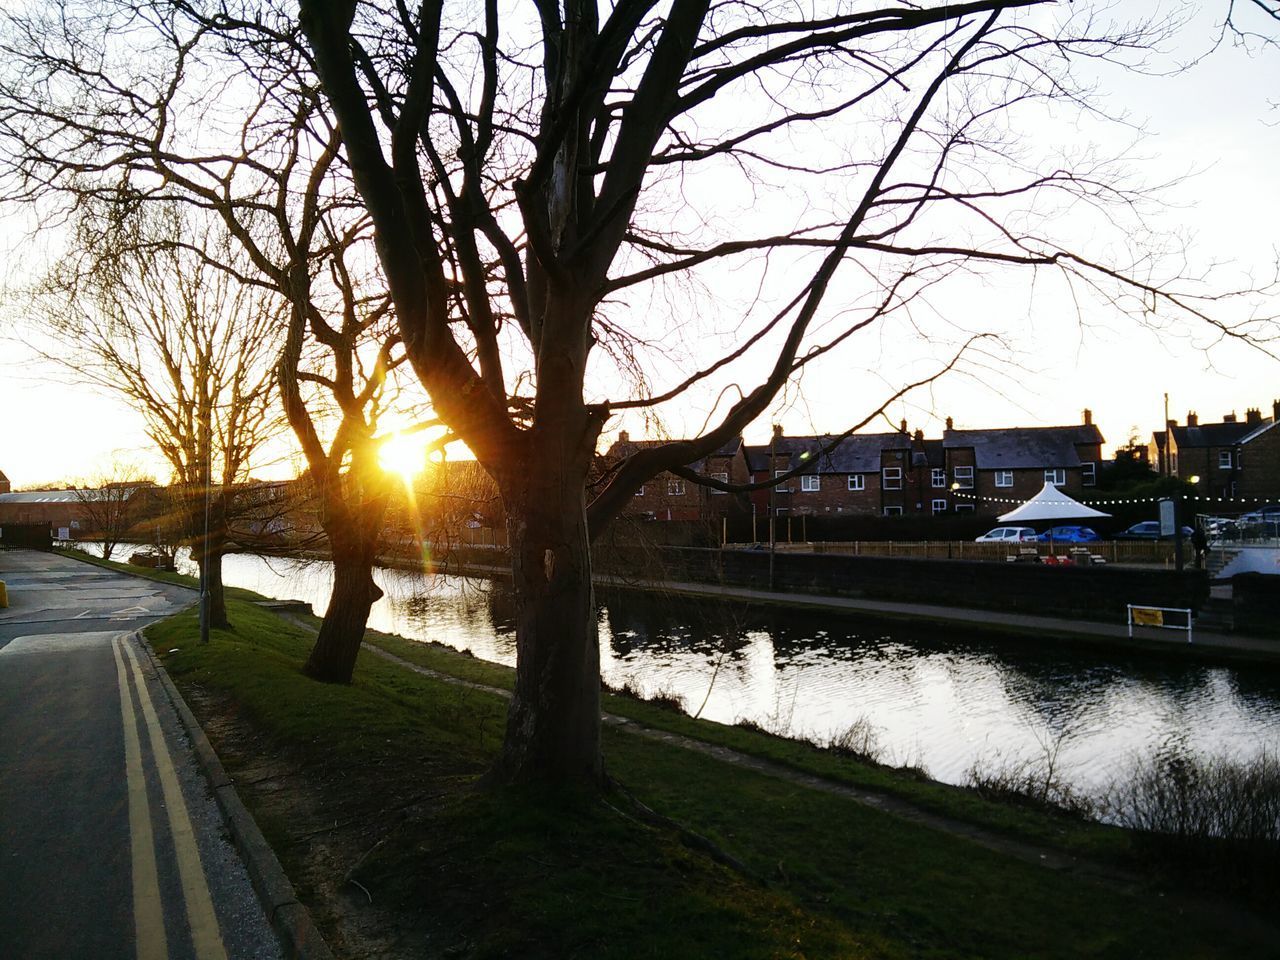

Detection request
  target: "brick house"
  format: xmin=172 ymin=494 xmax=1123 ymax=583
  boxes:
xmin=743 ymin=424 xmax=939 ymax=518
xmin=1156 ymin=405 xmax=1276 ymax=499
xmin=0 ymin=469 xmax=9 ymax=494
xmin=942 ymin=410 xmax=1104 ymax=514
xmin=1233 ymin=402 xmax=1280 ymax=502
xmin=602 ymin=433 xmax=751 ymax=521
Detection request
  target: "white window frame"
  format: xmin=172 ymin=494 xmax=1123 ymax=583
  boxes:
xmin=847 ymin=474 xmax=865 ymax=491
xmin=931 ymin=467 xmax=946 ymax=488
xmin=800 ymin=475 xmax=820 ymax=492
xmin=931 ymin=499 xmax=947 ymax=515
xmin=882 ymin=466 xmax=903 ymax=491
xmin=774 ymin=469 xmax=791 ymax=493
xmin=883 ymin=505 xmax=903 ymax=517
xmin=1044 ymin=468 xmax=1066 ymax=487
xmin=634 ymin=485 xmax=645 ymax=497
xmin=1218 ymin=451 xmax=1232 ymax=469
xmin=954 ymin=503 xmax=975 ymax=514
xmin=994 ymin=470 xmax=1013 ymax=488
xmin=668 ymin=479 xmax=685 ymax=496
xmin=953 ymin=465 xmax=974 ymax=489
xmin=1081 ymin=462 xmax=1096 ymax=486
xmin=711 ymin=471 xmax=728 ymax=494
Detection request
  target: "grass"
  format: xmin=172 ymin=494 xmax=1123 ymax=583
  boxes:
xmin=145 ymin=598 xmax=1270 ymax=959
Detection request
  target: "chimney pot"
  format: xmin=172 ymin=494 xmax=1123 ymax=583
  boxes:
xmin=1246 ymin=407 xmax=1262 ymax=426
xmin=899 ymin=419 xmax=907 ymax=434
xmin=619 ymin=430 xmax=629 ymax=443
xmin=1187 ymin=411 xmax=1198 ymax=428
xmin=945 ymin=416 xmax=954 ymax=431
xmin=913 ymin=428 xmax=923 ymax=441
xmin=1083 ymin=408 xmax=1092 ymax=426
xmin=772 ymin=423 xmax=783 ymax=439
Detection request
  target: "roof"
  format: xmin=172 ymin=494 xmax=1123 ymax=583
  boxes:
xmin=0 ymin=470 xmax=8 ymax=483
xmin=0 ymin=488 xmax=140 ymax=504
xmin=1241 ymin=420 xmax=1279 ymax=445
xmin=1169 ymin=420 xmax=1263 ymax=449
xmin=602 ymin=435 xmax=744 ymax=474
xmin=943 ymin=425 xmax=1103 ymax=470
xmin=743 ymin=432 xmax=911 ymax=474
xmin=0 ymin=490 xmax=98 ymax=504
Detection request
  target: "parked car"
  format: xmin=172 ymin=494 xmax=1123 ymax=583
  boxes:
xmin=1035 ymin=525 xmax=1101 ymax=543
xmin=974 ymin=526 xmax=1038 ymax=543
xmin=1115 ymin=521 xmax=1194 ymax=540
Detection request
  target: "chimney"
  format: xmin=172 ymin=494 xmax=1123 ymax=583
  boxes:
xmin=772 ymin=423 xmax=783 ymax=439
xmin=1246 ymin=407 xmax=1262 ymax=426
xmin=618 ymin=430 xmax=629 ymax=443
xmin=945 ymin=416 xmax=954 ymax=431
xmin=1082 ymin=408 xmax=1092 ymax=426
xmin=1167 ymin=418 xmax=1177 ymax=429
xmin=899 ymin=418 xmax=908 ymax=434
xmin=1187 ymin=411 xmax=1198 ymax=428
xmin=913 ymin=429 xmax=924 ymax=441
xmin=1274 ymin=399 xmax=1280 ymax=423
xmin=1223 ymin=412 xmax=1237 ymax=423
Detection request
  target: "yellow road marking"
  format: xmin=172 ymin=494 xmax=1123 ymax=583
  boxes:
xmin=112 ymin=637 xmax=168 ymax=960
xmin=120 ymin=637 xmax=230 ymax=960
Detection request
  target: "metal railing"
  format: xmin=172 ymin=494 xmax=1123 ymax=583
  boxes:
xmin=724 ymin=539 xmax=1182 ymax=564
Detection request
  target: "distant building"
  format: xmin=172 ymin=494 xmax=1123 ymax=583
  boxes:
xmin=1152 ymin=403 xmax=1278 ymax=500
xmin=0 ymin=470 xmax=9 ymax=494
xmin=602 ymin=433 xmax=750 ymax=521
xmin=941 ymin=410 xmax=1104 ymax=513
xmin=743 ymin=424 xmax=928 ymax=518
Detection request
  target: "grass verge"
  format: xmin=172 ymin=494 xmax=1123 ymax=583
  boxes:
xmin=148 ymin=598 xmax=1268 ymax=959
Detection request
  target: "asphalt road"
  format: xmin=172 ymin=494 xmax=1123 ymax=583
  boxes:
xmin=0 ymin=549 xmax=282 ymax=960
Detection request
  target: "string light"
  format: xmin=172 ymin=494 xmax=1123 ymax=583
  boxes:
xmin=948 ymin=490 xmax=1278 ymax=507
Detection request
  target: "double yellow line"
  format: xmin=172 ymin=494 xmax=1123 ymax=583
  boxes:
xmin=112 ymin=635 xmax=228 ymax=960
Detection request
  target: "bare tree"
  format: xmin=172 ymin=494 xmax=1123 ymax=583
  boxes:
xmin=73 ymin=462 xmax=154 ymax=561
xmin=2 ymin=0 xmax=1275 ymax=787
xmin=25 ymin=205 xmax=281 ymax=628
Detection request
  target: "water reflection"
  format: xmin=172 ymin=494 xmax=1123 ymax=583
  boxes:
xmin=87 ymin=544 xmax=1280 ymax=793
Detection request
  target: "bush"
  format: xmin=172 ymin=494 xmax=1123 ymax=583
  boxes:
xmin=1100 ymin=744 xmax=1280 ymax=897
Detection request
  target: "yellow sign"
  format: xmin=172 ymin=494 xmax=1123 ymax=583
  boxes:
xmin=1132 ymin=607 xmax=1164 ymax=627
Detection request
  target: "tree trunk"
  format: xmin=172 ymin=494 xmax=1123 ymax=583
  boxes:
xmin=195 ymin=545 xmax=230 ymax=630
xmin=494 ymin=467 xmax=603 ymax=787
xmin=302 ymin=507 xmax=385 ymax=684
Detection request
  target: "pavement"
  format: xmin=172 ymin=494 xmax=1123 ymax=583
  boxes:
xmin=0 ymin=548 xmax=284 ymax=960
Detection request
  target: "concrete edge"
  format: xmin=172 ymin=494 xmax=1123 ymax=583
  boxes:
xmin=131 ymin=630 xmax=335 ymax=960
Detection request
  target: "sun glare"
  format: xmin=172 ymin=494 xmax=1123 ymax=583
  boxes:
xmin=378 ymin=433 xmax=424 ymax=480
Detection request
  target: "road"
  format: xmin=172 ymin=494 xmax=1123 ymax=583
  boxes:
xmin=0 ymin=548 xmax=282 ymax=960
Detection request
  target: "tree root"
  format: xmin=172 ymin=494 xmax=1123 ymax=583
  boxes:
xmin=604 ymin=776 xmax=754 ymax=880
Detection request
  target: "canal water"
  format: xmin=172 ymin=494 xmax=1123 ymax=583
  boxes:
xmin=103 ymin=545 xmax=1280 ymax=793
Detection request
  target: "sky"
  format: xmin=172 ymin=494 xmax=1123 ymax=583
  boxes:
xmin=1 ymin=1 xmax=1278 ymax=489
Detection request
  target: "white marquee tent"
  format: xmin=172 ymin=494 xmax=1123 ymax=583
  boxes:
xmin=997 ymin=481 xmax=1110 ymax=524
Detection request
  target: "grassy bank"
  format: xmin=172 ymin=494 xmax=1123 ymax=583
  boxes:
xmin=145 ymin=597 xmax=1269 ymax=958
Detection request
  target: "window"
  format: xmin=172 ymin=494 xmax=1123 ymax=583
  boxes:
xmin=882 ymin=466 xmax=902 ymax=490
xmin=711 ymin=471 xmax=728 ymax=494
xmin=1170 ymin=453 xmax=1178 ymax=473
xmin=667 ymin=479 xmax=685 ymax=496
xmin=1081 ymin=462 xmax=1096 ymax=486
xmin=883 ymin=505 xmax=903 ymax=517
xmin=1218 ymin=451 xmax=1232 ymax=469
xmin=634 ymin=485 xmax=645 ymax=497
xmin=70 ymin=519 xmax=81 ymax=529
xmin=1044 ymin=468 xmax=1066 ymax=486
xmin=847 ymin=474 xmax=865 ymax=491
xmin=954 ymin=503 xmax=975 ymax=514
xmin=800 ymin=475 xmax=820 ymax=492
xmin=774 ymin=469 xmax=791 ymax=493
xmin=953 ymin=465 xmax=974 ymax=489
xmin=994 ymin=470 xmax=1013 ymax=488
xmin=931 ymin=468 xmax=946 ymax=488
xmin=931 ymin=499 xmax=947 ymax=514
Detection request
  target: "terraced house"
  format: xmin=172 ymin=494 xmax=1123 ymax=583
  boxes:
xmin=1152 ymin=403 xmax=1279 ymax=501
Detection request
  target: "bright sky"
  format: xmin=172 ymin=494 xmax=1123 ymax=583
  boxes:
xmin=1 ymin=2 xmax=1278 ymax=488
